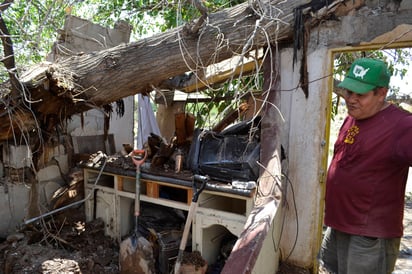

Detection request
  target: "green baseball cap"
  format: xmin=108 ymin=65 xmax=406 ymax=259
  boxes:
xmin=337 ymin=58 xmax=391 ymax=94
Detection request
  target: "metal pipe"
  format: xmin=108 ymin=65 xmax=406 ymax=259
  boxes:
xmin=24 ymin=158 xmax=107 ymax=225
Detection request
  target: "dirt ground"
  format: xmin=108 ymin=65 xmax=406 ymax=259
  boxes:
xmin=0 ymin=206 xmax=120 ymax=274
xmin=0 ymin=199 xmax=411 ymax=274
xmin=393 ymin=197 xmax=412 ymax=273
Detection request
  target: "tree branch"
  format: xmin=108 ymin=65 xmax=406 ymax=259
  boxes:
xmin=0 ymin=11 xmax=20 ymax=99
xmin=184 ymin=0 xmax=209 ymax=35
xmin=0 ymin=0 xmax=13 ymax=12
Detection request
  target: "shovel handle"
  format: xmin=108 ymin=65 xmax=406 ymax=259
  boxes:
xmin=134 ymin=168 xmax=141 ymax=217
xmin=129 ymin=149 xmax=146 ymax=217
xmin=174 ymin=175 xmax=209 ymax=274
xmin=130 ymin=149 xmax=147 ymax=167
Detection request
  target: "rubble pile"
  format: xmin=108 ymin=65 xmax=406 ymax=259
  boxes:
xmin=0 ymin=207 xmax=119 ymax=274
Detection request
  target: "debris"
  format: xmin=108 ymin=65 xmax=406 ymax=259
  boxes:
xmin=0 ymin=207 xmax=120 ymax=274
xmin=6 ymin=233 xmax=25 ymax=243
xmin=179 ymin=251 xmax=207 ymax=274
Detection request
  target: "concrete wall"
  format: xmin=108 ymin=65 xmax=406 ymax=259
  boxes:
xmin=67 ymin=96 xmax=135 ymax=153
xmin=47 ymin=15 xmax=132 ymax=61
xmin=0 ymin=183 xmax=30 ymax=238
xmin=278 ymin=47 xmax=330 ymax=267
xmin=58 ymin=15 xmax=135 ymax=153
xmin=277 ymin=2 xmax=412 ymax=269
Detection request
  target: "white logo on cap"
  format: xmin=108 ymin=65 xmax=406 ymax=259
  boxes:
xmin=353 ymin=65 xmax=369 ymax=79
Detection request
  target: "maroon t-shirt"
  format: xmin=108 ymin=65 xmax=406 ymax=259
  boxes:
xmin=324 ymin=104 xmax=412 ymax=238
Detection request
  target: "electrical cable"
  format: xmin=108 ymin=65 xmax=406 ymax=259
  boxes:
xmin=279 ymin=172 xmax=299 ymax=262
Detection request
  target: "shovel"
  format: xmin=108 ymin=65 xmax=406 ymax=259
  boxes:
xmin=119 ymin=149 xmax=155 ymax=274
xmin=174 ymin=174 xmax=209 ymax=274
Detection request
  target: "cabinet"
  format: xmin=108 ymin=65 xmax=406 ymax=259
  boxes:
xmin=83 ymin=167 xmax=274 ymax=272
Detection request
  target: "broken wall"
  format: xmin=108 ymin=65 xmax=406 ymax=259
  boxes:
xmin=56 ymin=15 xmax=134 ymax=154
xmin=0 ymin=15 xmax=133 ymax=238
xmin=47 ymin=15 xmax=132 ymax=61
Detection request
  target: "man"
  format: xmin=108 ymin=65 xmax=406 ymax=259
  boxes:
xmin=319 ymin=58 xmax=412 ymax=274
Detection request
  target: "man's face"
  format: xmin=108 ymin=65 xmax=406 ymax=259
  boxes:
xmin=343 ymin=87 xmax=387 ymax=120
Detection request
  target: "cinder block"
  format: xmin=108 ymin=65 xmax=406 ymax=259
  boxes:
xmin=0 ymin=183 xmax=30 ymax=238
xmin=37 ymin=165 xmax=64 ymax=185
xmin=2 ymin=145 xmax=32 ymax=169
xmin=53 ymin=155 xmax=69 ymax=175
xmin=400 ymin=1 xmax=412 ymax=10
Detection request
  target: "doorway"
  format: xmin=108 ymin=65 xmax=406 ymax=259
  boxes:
xmin=329 ymin=47 xmax=412 ymax=189
xmin=324 ymin=46 xmax=412 ymax=272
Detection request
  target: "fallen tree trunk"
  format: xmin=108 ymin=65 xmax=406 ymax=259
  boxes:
xmin=31 ymin=0 xmax=297 ymax=105
xmin=0 ymin=0 xmax=347 ymax=142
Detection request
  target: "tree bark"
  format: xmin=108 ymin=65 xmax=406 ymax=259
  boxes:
xmin=0 ymin=0 xmax=345 ymax=142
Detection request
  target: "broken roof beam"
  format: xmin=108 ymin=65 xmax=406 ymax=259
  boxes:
xmin=222 ymin=46 xmax=283 ymax=273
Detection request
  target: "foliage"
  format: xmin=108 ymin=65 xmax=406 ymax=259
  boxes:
xmin=64 ymin=0 xmax=245 ymax=38
xmin=0 ymin=0 xmax=68 ymax=79
xmin=185 ymin=73 xmax=263 ymax=129
xmin=0 ymin=0 xmax=245 ymax=80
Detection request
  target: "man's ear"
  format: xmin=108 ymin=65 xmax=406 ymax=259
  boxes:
xmin=377 ymin=87 xmax=389 ymax=99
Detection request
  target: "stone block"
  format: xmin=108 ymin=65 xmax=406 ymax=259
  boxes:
xmin=2 ymin=145 xmax=31 ymax=169
xmin=37 ymin=165 xmax=65 ymax=185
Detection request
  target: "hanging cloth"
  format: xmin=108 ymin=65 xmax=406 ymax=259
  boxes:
xmin=136 ymin=94 xmax=161 ymax=149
